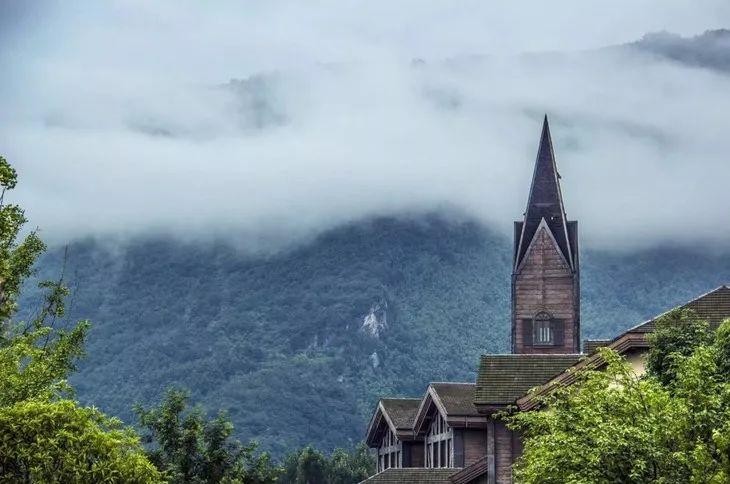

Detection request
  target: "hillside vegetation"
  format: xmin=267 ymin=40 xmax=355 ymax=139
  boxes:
xmin=22 ymin=215 xmax=730 ymax=456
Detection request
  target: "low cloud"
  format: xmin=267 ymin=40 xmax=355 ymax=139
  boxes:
xmin=1 ymin=1 xmax=730 ymax=250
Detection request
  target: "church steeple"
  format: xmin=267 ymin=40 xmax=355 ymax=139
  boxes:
xmin=511 ymin=116 xmax=580 ymax=354
xmin=514 ymin=115 xmax=574 ymax=271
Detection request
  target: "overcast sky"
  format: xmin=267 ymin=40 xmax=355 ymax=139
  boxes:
xmin=1 ymin=1 xmax=729 ymax=250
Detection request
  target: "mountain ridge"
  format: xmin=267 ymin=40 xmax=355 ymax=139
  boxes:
xmin=20 ymin=214 xmax=730 ymax=456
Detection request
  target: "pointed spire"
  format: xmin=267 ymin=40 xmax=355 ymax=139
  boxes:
xmin=514 ymin=115 xmax=574 ymax=270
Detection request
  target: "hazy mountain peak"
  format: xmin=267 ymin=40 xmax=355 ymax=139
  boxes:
xmin=630 ymin=28 xmax=730 ymax=71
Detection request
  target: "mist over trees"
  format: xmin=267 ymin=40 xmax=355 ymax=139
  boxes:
xmin=0 ymin=154 xmax=373 ymax=483
xmin=20 ymin=216 xmax=730 ymax=456
xmin=0 ymin=155 xmax=162 ymax=482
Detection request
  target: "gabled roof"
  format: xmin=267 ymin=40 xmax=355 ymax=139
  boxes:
xmin=360 ymin=468 xmax=458 ymax=483
xmin=517 ymin=285 xmax=730 ymax=411
xmin=365 ymin=398 xmax=421 ymax=447
xmin=430 ymin=383 xmax=481 ymax=417
xmin=413 ymin=383 xmax=484 ymax=434
xmin=475 ymin=354 xmax=581 ymax=407
xmin=380 ymin=398 xmax=421 ymax=430
xmin=623 ymin=285 xmax=730 ymax=334
xmin=514 ymin=115 xmax=575 ymax=271
xmin=515 ymin=217 xmax=572 ymax=273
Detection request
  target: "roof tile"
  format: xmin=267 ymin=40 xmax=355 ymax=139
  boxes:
xmin=431 ymin=383 xmax=480 ymax=417
xmin=475 ymin=354 xmax=580 ymax=405
xmin=380 ymin=398 xmax=421 ymax=430
xmin=360 ymin=468 xmax=458 ymax=483
xmin=627 ymin=285 xmax=730 ymax=334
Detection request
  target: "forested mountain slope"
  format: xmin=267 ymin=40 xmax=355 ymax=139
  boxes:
xmin=20 ymin=215 xmax=730 ymax=456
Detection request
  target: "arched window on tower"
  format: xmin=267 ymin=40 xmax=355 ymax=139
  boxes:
xmin=533 ymin=311 xmax=553 ymax=345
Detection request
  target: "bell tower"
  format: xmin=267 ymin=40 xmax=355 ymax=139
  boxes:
xmin=511 ymin=116 xmax=580 ymax=354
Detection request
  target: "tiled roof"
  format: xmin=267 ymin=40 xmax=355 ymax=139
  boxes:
xmin=475 ymin=354 xmax=580 ymax=405
xmin=583 ymin=339 xmax=611 ymax=354
xmin=380 ymin=398 xmax=421 ymax=430
xmin=449 ymin=456 xmax=488 ymax=484
xmin=360 ymin=468 xmax=459 ymax=483
xmin=517 ymin=285 xmax=730 ymax=410
xmin=431 ymin=383 xmax=480 ymax=417
xmin=626 ymin=285 xmax=730 ymax=334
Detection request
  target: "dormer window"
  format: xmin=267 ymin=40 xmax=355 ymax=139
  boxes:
xmin=533 ymin=312 xmax=553 ymax=345
xmin=425 ymin=413 xmax=453 ymax=468
xmin=377 ymin=428 xmax=401 ymax=472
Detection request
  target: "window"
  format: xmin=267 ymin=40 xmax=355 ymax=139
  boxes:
xmin=425 ymin=413 xmax=454 ymax=468
xmin=533 ymin=311 xmax=553 ymax=345
xmin=378 ymin=428 xmax=402 ymax=472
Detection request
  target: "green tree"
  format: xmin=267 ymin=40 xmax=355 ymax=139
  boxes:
xmin=0 ymin=155 xmax=45 ymax=332
xmin=135 ymin=387 xmax=280 ymax=483
xmin=278 ymin=444 xmax=374 ymax=484
xmin=294 ymin=447 xmax=327 ymax=484
xmin=646 ymin=308 xmax=713 ymax=386
xmin=509 ymin=350 xmax=675 ymax=483
xmin=326 ymin=444 xmax=373 ymax=484
xmin=0 ymin=399 xmax=161 ymax=482
xmin=713 ymin=317 xmax=730 ymax=378
xmin=0 ymin=154 xmax=162 ymax=483
xmin=509 ymin=316 xmax=730 ymax=484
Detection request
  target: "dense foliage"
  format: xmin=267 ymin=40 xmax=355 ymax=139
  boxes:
xmin=22 ymin=216 xmax=730 ymax=454
xmin=134 ymin=384 xmax=375 ymax=483
xmin=509 ymin=311 xmax=730 ymax=483
xmin=135 ymin=387 xmax=280 ymax=483
xmin=1 ymin=153 xmax=372 ymax=483
xmin=0 ymin=399 xmax=161 ymax=483
xmin=0 ymin=154 xmax=162 ymax=482
xmin=646 ymin=309 xmax=714 ymax=386
xmin=278 ymin=445 xmax=374 ymax=484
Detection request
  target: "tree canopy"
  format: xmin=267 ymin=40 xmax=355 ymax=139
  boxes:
xmin=135 ymin=387 xmax=280 ymax=483
xmin=509 ymin=310 xmax=730 ymax=483
xmin=0 ymin=154 xmax=162 ymax=483
xmin=0 ymin=153 xmax=375 ymax=483
xmin=277 ymin=444 xmax=373 ymax=484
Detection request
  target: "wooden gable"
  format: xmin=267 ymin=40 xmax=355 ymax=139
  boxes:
xmin=512 ymin=221 xmax=579 ymax=354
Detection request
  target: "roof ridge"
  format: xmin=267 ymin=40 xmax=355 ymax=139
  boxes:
xmin=621 ymin=284 xmax=730 ymax=335
xmin=480 ymin=353 xmax=581 ymax=358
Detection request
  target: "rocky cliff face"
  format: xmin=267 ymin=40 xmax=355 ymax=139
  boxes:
xmin=361 ymin=301 xmax=388 ymax=338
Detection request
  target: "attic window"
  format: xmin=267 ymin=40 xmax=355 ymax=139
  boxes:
xmin=377 ymin=427 xmax=402 ymax=472
xmin=425 ymin=413 xmax=453 ymax=468
xmin=533 ymin=312 xmax=553 ymax=345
